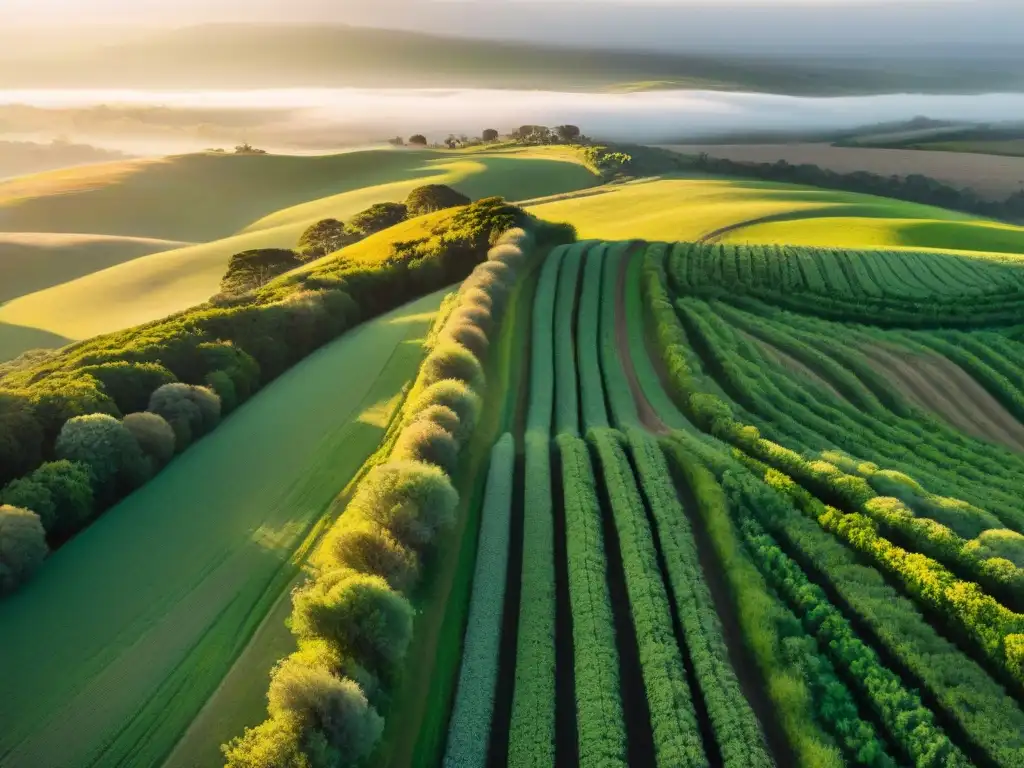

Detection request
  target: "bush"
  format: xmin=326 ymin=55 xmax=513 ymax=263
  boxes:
xmin=347 ymin=203 xmax=408 ymax=237
xmin=411 ymin=380 xmax=481 ymax=442
xmin=222 ymin=715 xmax=322 ymax=768
xmin=267 ymin=656 xmax=383 ymax=759
xmin=0 ymin=460 xmax=93 ymax=536
xmin=448 ymin=304 xmax=492 ymax=336
xmin=408 ymin=404 xmax=461 ymax=436
xmin=0 ymin=391 xmax=44 ymax=487
xmin=420 ymin=342 xmax=484 ymax=391
xmin=0 ymin=505 xmax=48 ymax=594
xmin=291 ymin=568 xmax=415 ymax=678
xmin=405 ymin=184 xmax=471 ymax=217
xmin=55 ymin=414 xmax=151 ymax=496
xmin=123 ymin=412 xmax=177 ymax=467
xmin=205 ymin=370 xmax=238 ymax=413
xmin=347 ymin=461 xmax=458 ymax=551
xmin=328 ymin=520 xmax=419 ymax=593
xmin=967 ymin=529 xmax=1024 ymax=568
xmin=390 ymin=419 xmax=459 ymax=473
xmin=439 ymin=321 xmax=489 ymax=360
xmin=76 ymin=361 xmax=177 ymax=415
xmin=148 ymin=383 xmax=221 ymax=450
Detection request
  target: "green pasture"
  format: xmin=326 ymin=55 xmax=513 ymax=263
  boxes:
xmin=0 ymin=288 xmax=447 ymax=768
xmin=0 ymin=149 xmax=595 ymax=361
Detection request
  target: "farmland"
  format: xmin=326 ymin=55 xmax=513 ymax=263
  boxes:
xmin=3 ymin=140 xmax=1024 ymax=768
xmin=664 ymin=143 xmax=1024 ymax=202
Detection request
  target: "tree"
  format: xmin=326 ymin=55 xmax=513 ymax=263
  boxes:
xmin=387 ymin=136 xmax=404 ymax=147
xmin=291 ymin=568 xmax=415 ymax=678
xmin=0 ymin=505 xmax=48 ymax=595
xmin=55 ymin=414 xmax=151 ymax=497
xmin=0 ymin=460 xmax=93 ymax=537
xmin=148 ymin=383 xmax=221 ymax=451
xmin=482 ymin=128 xmax=499 ymax=142
xmin=347 ymin=203 xmax=408 ymax=237
xmin=123 ymin=412 xmax=177 ymax=467
xmin=221 ymin=248 xmax=303 ymax=294
xmin=76 ymin=361 xmax=176 ymax=415
xmin=555 ymin=124 xmax=581 ymax=142
xmin=235 ymin=143 xmax=267 ymax=155
xmin=267 ymin=657 xmax=383 ymax=758
xmin=408 ymin=135 xmax=427 ymax=146
xmin=0 ymin=391 xmax=44 ymax=487
xmin=298 ymin=219 xmax=353 ymax=261
xmin=404 ymin=184 xmax=470 ymax=217
xmin=329 ymin=520 xmax=419 ymax=592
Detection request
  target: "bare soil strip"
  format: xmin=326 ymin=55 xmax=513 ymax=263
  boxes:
xmin=614 ymin=243 xmax=671 ymax=434
xmin=660 ymin=143 xmax=1024 ymax=201
xmin=861 ymin=344 xmax=1024 ymax=452
xmin=740 ymin=330 xmax=847 ymax=402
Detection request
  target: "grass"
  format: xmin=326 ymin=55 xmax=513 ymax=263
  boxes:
xmin=0 ymin=287 xmax=447 ymax=768
xmin=0 ymin=149 xmax=595 ymax=362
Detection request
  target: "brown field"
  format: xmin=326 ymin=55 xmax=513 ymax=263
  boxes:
xmin=743 ymin=331 xmax=845 ymax=402
xmin=661 ymin=143 xmax=1024 ymax=201
xmin=860 ymin=344 xmax=1024 ymax=452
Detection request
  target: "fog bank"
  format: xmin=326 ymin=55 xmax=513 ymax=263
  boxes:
xmin=4 ymin=88 xmax=1024 ymax=154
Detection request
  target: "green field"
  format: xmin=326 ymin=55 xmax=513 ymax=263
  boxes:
xmin=0 ymin=287 xmax=446 ymax=768
xmin=0 ymin=148 xmax=595 ymax=361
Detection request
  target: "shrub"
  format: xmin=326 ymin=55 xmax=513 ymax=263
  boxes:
xmin=440 ymin=321 xmax=489 ymax=360
xmin=408 ymin=134 xmax=427 ymax=146
xmin=448 ymin=304 xmax=492 ymax=336
xmin=390 ymin=419 xmax=459 ymax=473
xmin=328 ymin=520 xmax=419 ymax=593
xmin=410 ymin=380 xmax=481 ymax=442
xmin=55 ymin=414 xmax=151 ymax=496
xmin=405 ymin=184 xmax=471 ymax=217
xmin=267 ymin=656 xmax=383 ymax=759
xmin=76 ymin=361 xmax=177 ymax=415
xmin=291 ymin=568 xmax=415 ymax=678
xmin=222 ymin=715 xmax=320 ymax=768
xmin=967 ymin=529 xmax=1024 ymax=568
xmin=420 ymin=342 xmax=484 ymax=391
xmin=205 ymin=370 xmax=238 ymax=413
xmin=347 ymin=203 xmax=408 ymax=237
xmin=197 ymin=341 xmax=261 ymax=402
xmin=0 ymin=460 xmax=93 ymax=536
xmin=0 ymin=505 xmax=48 ymax=594
xmin=148 ymin=383 xmax=221 ymax=450
xmin=408 ymin=404 xmax=461 ymax=437
xmin=347 ymin=461 xmax=458 ymax=551
xmin=482 ymin=129 xmax=499 ymax=142
xmin=123 ymin=412 xmax=177 ymax=467
xmin=0 ymin=391 xmax=44 ymax=487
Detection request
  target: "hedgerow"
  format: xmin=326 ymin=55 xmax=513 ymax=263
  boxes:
xmin=224 ymin=220 xmax=549 ymax=766
xmin=589 ymin=428 xmax=706 ymax=768
xmin=0 ymin=505 xmax=48 ymax=595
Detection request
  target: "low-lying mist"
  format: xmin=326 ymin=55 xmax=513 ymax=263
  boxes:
xmin=4 ymin=88 xmax=1024 ymax=158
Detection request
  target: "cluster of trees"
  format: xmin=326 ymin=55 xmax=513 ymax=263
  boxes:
xmin=221 ymin=185 xmax=474 ymax=295
xmin=692 ymin=153 xmax=1024 ymax=223
xmin=395 ymin=124 xmax=584 ymax=149
xmin=0 ymin=382 xmax=219 ymax=594
xmin=222 ymin=228 xmax=545 ymax=766
xmin=0 ymin=199 xmax=541 ymax=596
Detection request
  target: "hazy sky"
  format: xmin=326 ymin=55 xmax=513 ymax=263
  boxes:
xmin=5 ymin=0 xmax=1021 ymax=53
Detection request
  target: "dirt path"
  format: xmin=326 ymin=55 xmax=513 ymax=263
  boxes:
xmin=615 ymin=243 xmax=671 ymax=435
xmin=861 ymin=343 xmax=1024 ymax=452
xmin=739 ymin=330 xmax=846 ymax=402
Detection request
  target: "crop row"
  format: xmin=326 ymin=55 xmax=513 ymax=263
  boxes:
xmin=678 ymin=300 xmax=1024 ymax=691
xmin=577 ymin=244 xmax=610 ymax=429
xmin=599 ymin=243 xmax=641 ymax=428
xmin=444 ymin=432 xmax=516 ymax=768
xmin=554 ymin=244 xmax=586 ymax=436
xmin=660 ymin=435 xmax=885 ymax=768
xmin=589 ymin=427 xmax=707 ymax=768
xmin=626 ymin=430 xmax=772 ymax=767
xmin=556 ymin=432 xmax=628 ymax=766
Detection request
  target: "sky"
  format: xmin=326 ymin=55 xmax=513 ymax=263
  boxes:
xmin=3 ymin=0 xmax=1020 ymax=53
